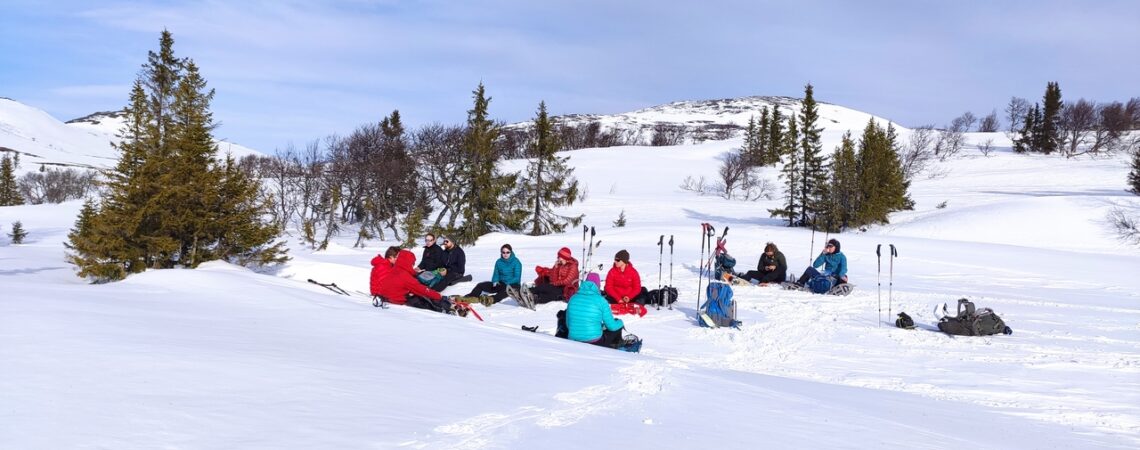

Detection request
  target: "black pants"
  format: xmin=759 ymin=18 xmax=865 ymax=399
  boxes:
xmin=405 ymin=295 xmax=450 ymax=313
xmin=590 ymin=328 xmax=624 ymax=349
xmin=796 ymin=267 xmax=844 ymax=286
xmin=464 ymin=281 xmax=518 ymax=302
xmin=532 ymin=283 xmax=565 ymax=304
xmin=605 ymin=287 xmax=650 ymax=304
xmin=741 ymin=270 xmax=786 ymax=284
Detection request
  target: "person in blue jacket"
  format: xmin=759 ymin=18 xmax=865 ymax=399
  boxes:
xmin=460 ymin=244 xmax=522 ymax=305
xmin=565 ymin=272 xmax=625 ymax=347
xmin=794 ymin=238 xmax=848 ymax=289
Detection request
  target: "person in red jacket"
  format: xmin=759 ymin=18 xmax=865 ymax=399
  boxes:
xmin=604 ymin=249 xmax=649 ymax=304
xmin=530 ymin=247 xmax=579 ymax=303
xmin=377 ymin=249 xmax=452 ymax=313
xmin=370 ymin=246 xmax=401 ymax=296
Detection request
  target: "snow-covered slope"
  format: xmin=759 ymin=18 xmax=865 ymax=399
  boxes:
xmin=2 ymin=124 xmax=1138 ymax=448
xmin=504 ymin=95 xmax=899 ymax=143
xmin=0 ymin=98 xmax=262 ymax=175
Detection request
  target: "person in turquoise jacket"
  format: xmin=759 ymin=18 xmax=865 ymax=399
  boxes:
xmin=794 ymin=238 xmax=848 ymax=289
xmin=565 ymin=273 xmax=625 ymax=347
xmin=461 ymin=244 xmax=522 ymax=304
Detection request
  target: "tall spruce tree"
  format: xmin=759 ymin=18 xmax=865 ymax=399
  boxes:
xmin=766 ymin=106 xmax=784 ymax=166
xmin=798 ymin=84 xmax=828 ymax=227
xmin=455 ymin=82 xmax=522 ymax=245
xmin=521 ymin=101 xmax=582 ymax=235
xmin=822 ymin=131 xmax=859 ymax=231
xmin=1040 ymin=82 xmax=1063 ymax=154
xmin=66 ymin=30 xmax=285 ymax=282
xmin=853 ymin=120 xmax=912 ymax=226
xmin=0 ymin=154 xmax=23 ymax=206
xmin=757 ymin=106 xmax=771 ymax=165
xmin=741 ymin=115 xmax=760 ymax=165
xmin=769 ymin=115 xmax=801 ymax=226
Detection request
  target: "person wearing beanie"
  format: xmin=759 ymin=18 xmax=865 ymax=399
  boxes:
xmin=429 ymin=236 xmax=467 ymax=290
xmin=458 ymin=244 xmax=522 ymax=306
xmin=585 ymin=272 xmax=602 ymax=288
xmin=794 ymin=238 xmax=848 ymax=290
xmin=531 ymin=247 xmax=580 ymax=303
xmin=565 ymin=272 xmax=626 ymax=346
xmin=604 ymin=249 xmax=648 ymax=304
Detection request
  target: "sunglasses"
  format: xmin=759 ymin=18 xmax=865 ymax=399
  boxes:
xmin=501 ymin=251 xmax=511 ymax=255
xmin=825 ymin=244 xmax=835 ymax=248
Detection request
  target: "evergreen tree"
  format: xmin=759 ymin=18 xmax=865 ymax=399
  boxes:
xmin=853 ymin=120 xmax=913 ymax=226
xmin=66 ymin=30 xmax=286 ymax=281
xmin=1013 ymin=104 xmax=1036 ymax=153
xmin=821 ymin=131 xmax=859 ymax=231
xmin=455 ymin=82 xmax=523 ymax=245
xmin=1129 ymin=147 xmax=1140 ymax=195
xmin=798 ymin=84 xmax=828 ymax=227
xmin=0 ymin=154 xmax=23 ymax=206
xmin=769 ymin=115 xmax=801 ymax=226
xmin=1040 ymin=82 xmax=1063 ymax=154
xmin=766 ymin=106 xmax=784 ymax=166
xmin=8 ymin=221 xmax=27 ymax=244
xmin=741 ymin=115 xmax=759 ymax=165
xmin=521 ymin=101 xmax=581 ymax=235
xmin=757 ymin=106 xmax=771 ymax=165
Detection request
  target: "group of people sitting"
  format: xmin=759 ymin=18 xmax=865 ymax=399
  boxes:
xmin=367 ymin=232 xmax=849 ymax=348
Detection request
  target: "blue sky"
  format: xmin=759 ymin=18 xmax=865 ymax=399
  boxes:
xmin=2 ymin=0 xmax=1137 ymax=152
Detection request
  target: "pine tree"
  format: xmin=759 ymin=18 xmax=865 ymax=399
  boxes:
xmin=1040 ymin=82 xmax=1063 ymax=154
xmin=757 ymin=106 xmax=771 ymax=165
xmin=1129 ymin=147 xmax=1140 ymax=195
xmin=1013 ymin=105 xmax=1036 ymax=153
xmin=741 ymin=115 xmax=759 ymax=165
xmin=798 ymin=84 xmax=828 ymax=228
xmin=0 ymin=154 xmax=23 ymax=206
xmin=769 ymin=115 xmax=801 ymax=226
xmin=521 ymin=101 xmax=581 ymax=235
xmin=66 ymin=30 xmax=286 ymax=281
xmin=766 ymin=106 xmax=784 ymax=166
xmin=455 ymin=82 xmax=522 ymax=245
xmin=821 ymin=131 xmax=859 ymax=231
xmin=8 ymin=221 xmax=27 ymax=244
xmin=853 ymin=120 xmax=913 ymax=226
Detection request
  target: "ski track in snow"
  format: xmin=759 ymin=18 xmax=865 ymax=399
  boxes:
xmin=411 ymin=360 xmax=673 ymax=449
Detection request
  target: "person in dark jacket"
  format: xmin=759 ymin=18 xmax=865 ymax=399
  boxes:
xmin=566 ymin=272 xmax=625 ymax=347
xmin=794 ymin=238 xmax=848 ymax=287
xmin=416 ymin=233 xmax=445 ymax=273
xmin=603 ymin=249 xmax=649 ymax=304
xmin=431 ymin=235 xmax=467 ymax=289
xmin=530 ymin=247 xmax=580 ymax=303
xmin=460 ymin=244 xmax=522 ymax=305
xmin=740 ymin=242 xmax=787 ymax=285
xmin=370 ymin=246 xmax=401 ymax=296
xmin=377 ymin=249 xmax=452 ymax=313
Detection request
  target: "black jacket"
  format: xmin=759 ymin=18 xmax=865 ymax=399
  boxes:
xmin=758 ymin=251 xmax=787 ymax=275
xmin=442 ymin=245 xmax=466 ymax=275
xmin=418 ymin=244 xmax=445 ymax=271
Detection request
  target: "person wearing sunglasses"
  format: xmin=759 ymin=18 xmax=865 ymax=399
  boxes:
xmin=416 ymin=233 xmax=444 ymax=275
xmin=793 ymin=238 xmax=848 ymax=290
xmin=604 ymin=249 xmax=648 ymax=304
xmin=457 ymin=244 xmax=522 ymax=306
xmin=427 ymin=236 xmax=468 ymax=290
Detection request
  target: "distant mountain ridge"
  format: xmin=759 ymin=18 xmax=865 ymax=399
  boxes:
xmin=0 ymin=98 xmax=262 ymax=176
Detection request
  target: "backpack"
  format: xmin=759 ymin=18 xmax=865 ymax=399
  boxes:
xmin=555 ymin=310 xmax=569 ymax=339
xmin=807 ymin=274 xmax=834 ymax=294
xmin=701 ymin=282 xmax=738 ymax=328
xmin=647 ymin=286 xmax=679 ymax=307
xmin=714 ymin=253 xmax=737 ymax=281
xmin=417 ymin=269 xmax=442 ymax=286
xmin=895 ymin=312 xmax=915 ymax=329
xmin=937 ymin=298 xmax=1011 ymax=336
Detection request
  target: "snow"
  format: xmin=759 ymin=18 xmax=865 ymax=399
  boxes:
xmin=2 ymin=101 xmax=1140 ymax=448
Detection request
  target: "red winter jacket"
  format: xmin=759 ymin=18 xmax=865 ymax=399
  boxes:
xmin=370 ymin=255 xmax=392 ymax=295
xmin=376 ymin=250 xmax=442 ymax=305
xmin=604 ymin=263 xmax=642 ymax=302
xmin=536 ymin=257 xmax=580 ymax=300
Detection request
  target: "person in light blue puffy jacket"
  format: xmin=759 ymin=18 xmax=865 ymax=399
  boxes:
xmin=565 ymin=273 xmax=625 ymax=346
xmin=794 ymin=238 xmax=848 ymax=288
xmin=462 ymin=244 xmax=522 ymax=304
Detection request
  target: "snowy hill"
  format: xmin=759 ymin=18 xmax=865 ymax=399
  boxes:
xmin=0 ymin=98 xmax=263 ymax=175
xmin=2 ymin=97 xmax=1139 ymax=448
xmin=503 ymin=95 xmax=899 ymax=143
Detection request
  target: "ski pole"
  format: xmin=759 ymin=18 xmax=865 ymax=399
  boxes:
xmin=668 ymin=235 xmax=675 ymax=310
xmin=581 ymin=225 xmax=588 ymax=278
xmin=876 ymin=244 xmax=882 ymax=327
xmin=808 ymin=226 xmax=816 ymax=265
xmin=697 ymin=223 xmax=710 ymax=313
xmin=889 ymin=244 xmax=897 ymax=320
xmin=657 ymin=235 xmax=664 ymax=310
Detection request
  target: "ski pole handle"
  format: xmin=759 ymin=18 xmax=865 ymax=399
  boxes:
xmin=890 ymin=244 xmax=898 ymax=257
xmin=876 ymin=244 xmax=881 ymax=257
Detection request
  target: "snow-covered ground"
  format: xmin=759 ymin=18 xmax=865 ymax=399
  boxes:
xmin=2 ymin=111 xmax=1139 ymax=448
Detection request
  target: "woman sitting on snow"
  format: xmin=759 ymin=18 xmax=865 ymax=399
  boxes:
xmin=793 ymin=238 xmax=848 ymax=288
xmin=566 ymin=273 xmax=626 ymax=348
xmin=456 ymin=244 xmax=522 ymax=306
xmin=604 ymin=249 xmax=649 ymax=304
xmin=740 ymin=242 xmax=787 ymax=285
xmin=529 ymin=247 xmax=579 ymax=304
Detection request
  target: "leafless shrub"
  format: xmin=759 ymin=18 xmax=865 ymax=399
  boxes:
xmin=16 ymin=167 xmax=98 ymax=204
xmin=979 ymin=110 xmax=1000 ymax=132
xmin=934 ymin=115 xmax=969 ymax=161
xmin=1005 ymin=97 xmax=1030 ymax=137
xmin=651 ymin=123 xmax=686 ymax=146
xmin=902 ymin=125 xmax=936 ymax=181
xmin=1108 ymin=207 xmax=1140 ymax=246
xmin=679 ymin=175 xmax=714 ymax=196
xmin=977 ymin=138 xmax=995 ymax=157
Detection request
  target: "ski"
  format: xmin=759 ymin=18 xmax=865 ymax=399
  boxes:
xmin=308 ymin=278 xmax=350 ymax=296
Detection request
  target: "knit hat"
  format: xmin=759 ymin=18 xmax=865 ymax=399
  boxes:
xmin=615 ymin=249 xmax=630 ymax=263
xmin=437 ymin=235 xmax=450 ymax=244
xmin=585 ymin=272 xmax=601 ymax=287
xmin=827 ymin=238 xmax=841 ymax=252
xmin=557 ymin=247 xmax=572 ymax=260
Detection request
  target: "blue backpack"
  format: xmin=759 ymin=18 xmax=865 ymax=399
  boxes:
xmin=808 ymin=274 xmax=834 ymax=294
xmin=701 ymin=282 xmax=739 ymax=327
xmin=714 ymin=253 xmax=737 ymax=281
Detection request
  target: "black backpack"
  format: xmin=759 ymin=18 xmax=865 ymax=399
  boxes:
xmin=647 ymin=286 xmax=679 ymax=307
xmin=937 ymin=298 xmax=1011 ymax=336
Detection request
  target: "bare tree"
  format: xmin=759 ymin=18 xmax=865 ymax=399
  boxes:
xmin=935 ymin=117 xmax=969 ymax=161
xmin=17 ymin=168 xmax=98 ymax=204
xmin=977 ymin=138 xmax=995 ymax=157
xmin=650 ymin=123 xmax=686 ymax=146
xmin=1005 ymin=96 xmax=1030 ymax=136
xmin=901 ymin=125 xmax=936 ymax=181
xmin=979 ymin=110 xmax=1000 ymax=132
xmin=1059 ymin=99 xmax=1098 ymax=157
xmin=956 ymin=111 xmax=977 ymax=132
xmin=408 ymin=123 xmax=472 ymax=229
